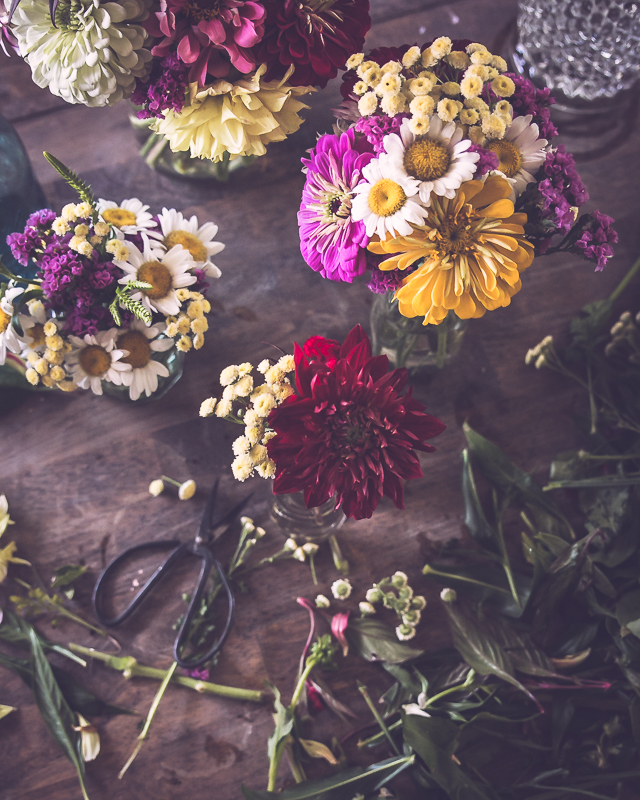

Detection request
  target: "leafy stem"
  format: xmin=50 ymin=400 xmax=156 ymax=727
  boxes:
xmin=43 ymin=152 xmax=95 ymax=214
xmin=357 ymin=681 xmax=400 ymax=755
xmin=109 ymin=282 xmax=153 ymax=326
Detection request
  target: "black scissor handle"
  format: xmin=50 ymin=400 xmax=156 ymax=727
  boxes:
xmin=173 ymin=546 xmax=236 ymax=669
xmin=93 ymin=539 xmax=185 ymax=626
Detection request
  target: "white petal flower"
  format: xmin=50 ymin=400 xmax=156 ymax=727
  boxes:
xmin=12 ymin=0 xmax=152 ymax=107
xmin=98 ymin=198 xmax=157 ymax=237
xmin=0 ymin=285 xmax=29 ymax=364
xmin=66 ymin=329 xmax=131 ymax=395
xmin=351 ymin=156 xmax=428 ymax=239
xmin=485 ymin=114 xmax=549 ymax=197
xmin=149 ymin=208 xmax=225 ymax=279
xmin=381 ymin=116 xmax=479 ymax=206
xmin=115 ymin=318 xmax=174 ymax=401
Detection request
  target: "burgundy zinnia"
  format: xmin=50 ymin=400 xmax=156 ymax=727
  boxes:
xmin=267 ymin=325 xmax=446 ymax=521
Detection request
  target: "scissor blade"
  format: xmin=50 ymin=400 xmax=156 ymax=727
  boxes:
xmin=209 ymin=494 xmax=254 ymax=542
xmin=196 ymin=480 xmax=220 ymax=542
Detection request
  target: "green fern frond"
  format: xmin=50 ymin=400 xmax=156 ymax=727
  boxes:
xmin=43 ymin=152 xmax=95 ymax=207
xmin=109 ymin=297 xmax=122 ymax=327
xmin=125 ymin=280 xmax=153 ymax=291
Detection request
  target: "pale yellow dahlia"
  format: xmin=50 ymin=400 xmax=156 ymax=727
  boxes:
xmin=152 ymin=64 xmax=314 ymax=162
xmin=368 ymin=175 xmax=535 ymax=325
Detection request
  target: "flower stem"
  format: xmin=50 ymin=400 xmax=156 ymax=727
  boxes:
xmin=68 ymin=644 xmax=264 ymax=702
xmin=328 ymin=534 xmax=349 ymax=575
xmin=289 ymin=661 xmax=314 ymax=715
xmin=422 ymin=564 xmax=511 ymax=594
xmin=436 ymin=323 xmax=448 ymax=369
xmin=609 ymin=254 xmax=640 ymax=304
xmin=357 ymin=681 xmax=400 ymax=755
xmin=161 ymin=475 xmax=182 ymax=487
xmin=308 ymin=553 xmax=318 ymax=586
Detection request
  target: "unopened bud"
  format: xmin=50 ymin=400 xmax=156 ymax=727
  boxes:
xmin=440 ymin=588 xmax=457 ymax=603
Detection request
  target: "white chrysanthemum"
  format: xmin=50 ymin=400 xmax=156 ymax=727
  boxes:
xmin=485 ymin=114 xmax=548 ymax=197
xmin=115 ymin=318 xmax=174 ymax=401
xmin=351 ymin=156 xmax=428 ymax=239
xmin=12 ymin=0 xmax=152 ymax=107
xmin=16 ymin=297 xmax=48 ymax=356
xmin=115 ymin=241 xmax=197 ymax=317
xmin=0 ymin=286 xmax=28 ymax=364
xmin=98 ymin=198 xmax=157 ymax=237
xmin=66 ymin=329 xmax=131 ymax=395
xmin=381 ymin=117 xmax=479 ymax=206
xmin=149 ymin=209 xmax=224 ymax=279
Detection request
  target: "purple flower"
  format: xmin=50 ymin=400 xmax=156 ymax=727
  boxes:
xmin=506 ymin=73 xmax=558 ymax=140
xmin=131 ymin=52 xmax=190 ymax=120
xmin=26 ymin=208 xmax=56 ymax=228
xmin=366 ymin=250 xmax=415 ymax=295
xmin=355 ymin=114 xmax=408 ymax=155
xmin=575 ymin=210 xmax=618 ymax=271
xmin=542 ymin=146 xmax=588 ymax=207
xmin=468 ymin=143 xmax=499 ymax=177
xmin=298 ymin=128 xmax=374 ymax=283
xmin=185 ymin=667 xmax=210 ymax=680
xmin=7 ymin=228 xmax=42 ymax=266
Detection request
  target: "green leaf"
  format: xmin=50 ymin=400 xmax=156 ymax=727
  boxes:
xmin=241 ymin=754 xmax=415 ymax=800
xmin=28 ymin=627 xmax=89 ymax=800
xmin=346 ymin=618 xmax=423 ymax=664
xmin=461 ymin=449 xmax=498 ymax=551
xmin=0 ymin=704 xmax=16 ymax=720
xmin=403 ymin=714 xmax=499 ymax=800
xmin=43 ymin=152 xmax=94 ymax=207
xmin=266 ymin=682 xmax=293 ymax=762
xmin=51 ymin=564 xmax=87 ymax=590
xmin=52 ymin=669 xmax=134 ymax=717
xmin=0 ymin=609 xmax=85 ymax=665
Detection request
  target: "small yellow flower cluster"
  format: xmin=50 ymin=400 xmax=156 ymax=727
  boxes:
xmin=199 ymin=354 xmax=296 ymax=483
xmin=53 ymin=202 xmax=102 ymax=256
xmin=23 ymin=315 xmax=76 ymax=391
xmin=165 ymin=292 xmax=211 ymax=351
xmin=349 ymin=39 xmax=514 ymax=144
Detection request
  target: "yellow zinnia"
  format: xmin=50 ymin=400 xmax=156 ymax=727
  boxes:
xmin=368 ymin=175 xmax=534 ymax=325
xmin=153 ymin=65 xmax=314 ymax=163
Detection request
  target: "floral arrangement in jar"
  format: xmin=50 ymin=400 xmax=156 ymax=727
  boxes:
xmin=297 ymin=37 xmax=618 ymax=368
xmin=0 ymin=0 xmax=372 ymax=167
xmin=0 ymin=154 xmax=223 ymax=400
xmin=200 ymin=324 xmax=445 ymax=520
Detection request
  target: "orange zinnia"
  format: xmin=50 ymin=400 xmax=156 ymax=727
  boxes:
xmin=367 ymin=175 xmax=535 ymax=325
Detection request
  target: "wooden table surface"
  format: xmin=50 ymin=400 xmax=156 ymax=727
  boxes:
xmin=1 ymin=2 xmax=639 ymax=798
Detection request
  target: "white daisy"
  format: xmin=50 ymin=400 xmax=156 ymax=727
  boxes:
xmin=484 ymin=114 xmax=548 ymax=197
xmin=115 ymin=318 xmax=174 ymax=401
xmin=0 ymin=286 xmax=28 ymax=364
xmin=17 ymin=297 xmax=48 ymax=355
xmin=351 ymin=157 xmax=428 ymax=239
xmin=149 ymin=209 xmax=224 ymax=279
xmin=66 ymin=329 xmax=131 ymax=395
xmin=98 ymin=198 xmax=158 ymax=237
xmin=115 ymin=241 xmax=197 ymax=317
xmin=382 ymin=116 xmax=479 ymax=206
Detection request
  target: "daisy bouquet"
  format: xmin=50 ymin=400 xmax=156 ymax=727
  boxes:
xmin=200 ymin=323 xmax=445 ymax=520
xmin=1 ymin=0 xmax=372 ymax=166
xmin=298 ymin=37 xmax=618 ymax=362
xmin=0 ymin=153 xmax=223 ymax=399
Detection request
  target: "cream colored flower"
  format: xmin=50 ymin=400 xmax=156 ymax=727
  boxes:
xmin=153 ymin=65 xmax=314 ymax=162
xmin=178 ymin=480 xmax=196 ymax=500
xmin=0 ymin=496 xmax=13 ymax=536
xmin=256 ymin=459 xmax=275 ymax=478
xmin=231 ymin=455 xmax=253 ymax=481
xmin=116 ymin=319 xmax=175 ymax=401
xmin=73 ymin=714 xmax=100 ymax=762
xmin=346 ymin=52 xmax=364 ymax=70
xmin=402 ymin=46 xmax=421 ymax=67
xmin=150 ymin=208 xmax=224 ymax=279
xmin=149 ymin=479 xmax=164 ymax=497
xmin=232 ymin=436 xmax=251 ymax=455
xmin=380 ymin=93 xmax=407 ymax=116
xmin=431 ymin=36 xmax=452 ymax=59
xmin=215 ymin=398 xmax=233 ymax=417
xmin=66 ymin=329 xmax=131 ymax=395
xmin=98 ymin=198 xmax=156 ymax=237
xmin=358 ymin=91 xmax=378 ymax=116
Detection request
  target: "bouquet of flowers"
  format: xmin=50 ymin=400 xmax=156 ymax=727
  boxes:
xmin=298 ymin=37 xmax=618 ymax=330
xmin=1 ymin=0 xmax=372 ymax=164
xmin=0 ymin=153 xmax=223 ymax=399
xmin=200 ymin=323 xmax=445 ymax=520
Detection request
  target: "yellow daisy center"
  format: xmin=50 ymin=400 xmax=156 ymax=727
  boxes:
xmin=79 ymin=345 xmax=111 ymax=377
xmin=138 ymin=261 xmax=173 ymax=300
xmin=117 ymin=330 xmax=152 ymax=369
xmin=102 ymin=208 xmax=137 ymax=228
xmin=0 ymin=309 xmax=10 ymax=334
xmin=485 ymin=140 xmax=523 ymax=178
xmin=29 ymin=323 xmax=46 ymax=346
xmin=164 ymin=231 xmax=207 ymax=263
xmin=368 ymin=179 xmax=407 ymax=217
xmin=403 ymin=139 xmax=451 ymax=181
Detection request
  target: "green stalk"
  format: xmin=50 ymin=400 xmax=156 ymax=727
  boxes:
xmin=436 ymin=322 xmax=448 ymax=369
xmin=423 ymin=670 xmax=476 ymax=709
xmin=119 ymin=661 xmax=177 ymax=778
xmin=328 ymin=534 xmax=349 ymax=575
xmin=69 ymin=644 xmax=263 ymax=702
xmin=289 ymin=661 xmax=314 ymax=715
xmin=608 ymin=254 xmax=640 ymax=304
xmin=267 ymin=738 xmax=288 ymax=792
xmin=357 ymin=682 xmax=400 ymax=756
xmin=423 ymin=564 xmax=511 ymax=594
xmin=358 ymin=718 xmax=403 ymax=748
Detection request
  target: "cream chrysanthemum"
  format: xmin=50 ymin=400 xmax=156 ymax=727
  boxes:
xmin=0 ymin=286 xmax=28 ymax=364
xmin=66 ymin=329 xmax=131 ymax=395
xmin=153 ymin=64 xmax=314 ymax=162
xmin=98 ymin=198 xmax=157 ymax=237
xmin=351 ymin=156 xmax=428 ymax=239
xmin=12 ymin=0 xmax=151 ymax=107
xmin=115 ymin=241 xmax=197 ymax=316
xmin=116 ymin=319 xmax=174 ymax=401
xmin=381 ymin=117 xmax=479 ymax=207
xmin=484 ymin=114 xmax=548 ymax=197
xmin=17 ymin=298 xmax=49 ymax=357
xmin=150 ymin=209 xmax=224 ymax=279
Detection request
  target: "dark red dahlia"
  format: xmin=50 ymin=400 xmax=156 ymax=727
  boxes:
xmin=267 ymin=325 xmax=446 ymax=521
xmin=253 ymin=0 xmax=371 ymax=88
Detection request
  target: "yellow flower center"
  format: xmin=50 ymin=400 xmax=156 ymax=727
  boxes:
xmin=117 ymin=330 xmax=152 ymax=369
xmin=102 ymin=208 xmax=137 ymax=229
xmin=79 ymin=345 xmax=111 ymax=377
xmin=485 ymin=140 xmax=523 ymax=178
xmin=164 ymin=231 xmax=207 ymax=263
xmin=137 ymin=261 xmax=173 ymax=300
xmin=403 ymin=139 xmax=451 ymax=181
xmin=368 ymin=179 xmax=407 ymax=217
xmin=29 ymin=323 xmax=46 ymax=346
xmin=438 ymin=207 xmax=476 ymax=255
xmin=0 ymin=309 xmax=10 ymax=334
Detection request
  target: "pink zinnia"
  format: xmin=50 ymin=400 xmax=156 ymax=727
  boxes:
xmin=267 ymin=325 xmax=446 ymax=521
xmin=146 ymin=0 xmax=266 ymax=85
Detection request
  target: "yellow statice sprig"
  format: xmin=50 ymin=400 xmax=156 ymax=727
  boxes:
xmin=166 ymin=292 xmax=209 ymax=351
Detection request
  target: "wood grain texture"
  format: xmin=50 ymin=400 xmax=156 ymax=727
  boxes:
xmin=1 ymin=1 xmax=640 ymax=797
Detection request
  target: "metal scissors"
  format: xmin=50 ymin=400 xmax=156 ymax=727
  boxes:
xmin=93 ymin=481 xmax=249 ymax=669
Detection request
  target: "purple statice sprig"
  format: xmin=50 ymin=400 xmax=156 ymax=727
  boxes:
xmin=573 ymin=211 xmax=618 ymax=272
xmin=131 ymin=52 xmax=190 ymax=120
xmin=366 ymin=249 xmax=417 ymax=295
xmin=505 ymin=73 xmax=558 ymax=140
xmin=7 ymin=207 xmax=57 ymax=266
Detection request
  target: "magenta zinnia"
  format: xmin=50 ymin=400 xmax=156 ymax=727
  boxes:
xmin=267 ymin=325 xmax=446 ymax=520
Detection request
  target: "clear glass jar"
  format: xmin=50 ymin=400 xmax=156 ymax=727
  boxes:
xmin=516 ymin=0 xmax=640 ymax=102
xmin=102 ymin=346 xmax=184 ymax=402
xmin=370 ymin=293 xmax=468 ymax=374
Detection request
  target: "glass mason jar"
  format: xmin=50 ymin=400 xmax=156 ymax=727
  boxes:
xmin=370 ymin=293 xmax=468 ymax=374
xmin=515 ymin=0 xmax=640 ymax=103
xmin=102 ymin=345 xmax=185 ymax=402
